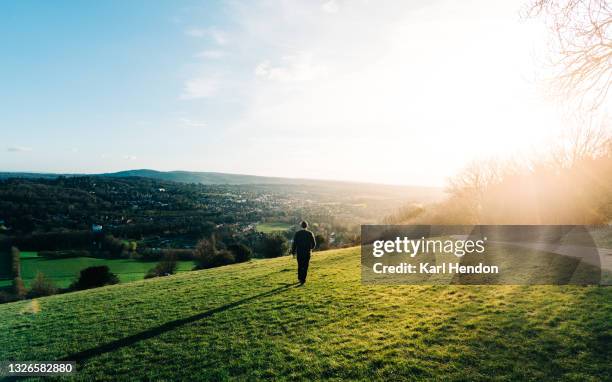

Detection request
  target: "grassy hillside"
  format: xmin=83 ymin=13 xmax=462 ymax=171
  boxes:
xmin=0 ymin=247 xmax=610 ymax=381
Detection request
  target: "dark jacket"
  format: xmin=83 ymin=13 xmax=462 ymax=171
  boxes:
xmin=291 ymin=229 xmax=316 ymax=256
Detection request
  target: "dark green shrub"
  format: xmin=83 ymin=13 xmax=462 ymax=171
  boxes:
xmin=315 ymin=234 xmax=328 ymax=250
xmin=193 ymin=239 xmax=235 ymax=269
xmin=102 ymin=235 xmax=127 ymax=257
xmin=260 ymin=234 xmax=288 ymax=258
xmin=0 ymin=290 xmax=17 ymax=304
xmin=70 ymin=266 xmax=119 ymax=290
xmin=207 ymin=250 xmax=235 ymax=268
xmin=228 ymin=244 xmax=252 ymax=263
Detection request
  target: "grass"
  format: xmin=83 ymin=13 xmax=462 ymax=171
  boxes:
xmin=256 ymin=222 xmax=292 ymax=233
xmin=0 ymin=256 xmax=196 ymax=289
xmin=0 ymin=247 xmax=610 ymax=381
xmin=19 ymin=251 xmax=39 ymax=259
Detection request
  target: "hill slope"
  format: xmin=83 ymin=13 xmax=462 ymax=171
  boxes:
xmin=1 ymin=247 xmax=610 ymax=380
xmin=1 ymin=169 xmax=438 ymax=188
xmin=100 ymin=169 xmax=340 ymax=185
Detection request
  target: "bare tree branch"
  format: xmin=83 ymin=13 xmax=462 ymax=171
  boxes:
xmin=525 ymin=0 xmax=612 ymax=113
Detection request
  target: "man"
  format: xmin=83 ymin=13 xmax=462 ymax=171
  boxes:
xmin=291 ymin=220 xmax=316 ymax=285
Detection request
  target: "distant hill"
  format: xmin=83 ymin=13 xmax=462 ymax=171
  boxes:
xmin=99 ymin=169 xmax=345 ymax=185
xmin=0 ymin=172 xmax=80 ymax=180
xmin=0 ymin=169 xmax=444 ymax=201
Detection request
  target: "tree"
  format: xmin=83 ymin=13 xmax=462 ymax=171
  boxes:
xmin=382 ymin=204 xmax=426 ymax=224
xmin=10 ymin=246 xmax=20 ymax=278
xmin=260 ymin=234 xmax=288 ymax=258
xmin=28 ymin=272 xmax=57 ymax=297
xmin=526 ymin=0 xmax=612 ymax=112
xmin=145 ymin=254 xmax=177 ymax=278
xmin=194 ymin=237 xmax=216 ymax=266
xmin=548 ymin=119 xmax=612 ymax=167
xmin=193 ymin=236 xmax=236 ymax=269
xmin=314 ymin=234 xmax=328 ymax=250
xmin=228 ymin=244 xmax=253 ymax=263
xmin=445 ymin=160 xmax=505 ymax=224
xmin=12 ymin=277 xmax=26 ymax=299
xmin=103 ymin=235 xmax=126 ymax=257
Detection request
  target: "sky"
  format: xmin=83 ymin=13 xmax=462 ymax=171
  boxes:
xmin=0 ymin=0 xmax=569 ymax=186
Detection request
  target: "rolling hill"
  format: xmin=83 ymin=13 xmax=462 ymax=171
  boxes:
xmin=0 ymin=169 xmax=442 ymax=195
xmin=101 ymin=169 xmax=351 ymax=185
xmin=0 ymin=169 xmax=445 ymax=204
xmin=0 ymin=247 xmax=609 ymax=380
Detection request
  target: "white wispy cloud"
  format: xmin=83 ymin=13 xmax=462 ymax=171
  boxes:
xmin=7 ymin=146 xmax=32 ymax=152
xmin=172 ymin=0 xmax=555 ymax=184
xmin=254 ymin=52 xmax=327 ymax=82
xmin=178 ymin=117 xmax=207 ymax=129
xmin=123 ymin=155 xmax=137 ymax=160
xmin=181 ymin=76 xmax=219 ymax=99
xmin=185 ymin=27 xmax=207 ymax=37
xmin=321 ymin=0 xmax=339 ymax=13
xmin=185 ymin=27 xmax=228 ymax=45
xmin=210 ymin=28 xmax=228 ymax=45
xmin=195 ymin=50 xmax=225 ymax=59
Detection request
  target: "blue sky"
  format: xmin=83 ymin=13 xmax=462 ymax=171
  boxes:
xmin=1 ymin=0 xmax=564 ymax=185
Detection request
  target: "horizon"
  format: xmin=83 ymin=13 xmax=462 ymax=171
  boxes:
xmin=0 ymin=168 xmax=445 ymax=188
xmin=2 ymin=0 xmax=565 ymax=186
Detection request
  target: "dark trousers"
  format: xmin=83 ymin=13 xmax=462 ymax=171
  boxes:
xmin=297 ymin=253 xmax=311 ymax=283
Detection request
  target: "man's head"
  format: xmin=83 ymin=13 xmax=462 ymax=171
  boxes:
xmin=300 ymin=220 xmax=308 ymax=229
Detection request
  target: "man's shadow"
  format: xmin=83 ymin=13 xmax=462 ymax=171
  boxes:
xmin=60 ymin=283 xmax=298 ymax=364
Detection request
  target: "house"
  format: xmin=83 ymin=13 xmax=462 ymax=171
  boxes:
xmin=91 ymin=224 xmax=103 ymax=232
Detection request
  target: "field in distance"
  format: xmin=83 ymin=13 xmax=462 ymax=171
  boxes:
xmin=1 ymin=247 xmax=610 ymax=380
xmin=0 ymin=251 xmax=196 ymax=288
xmin=256 ymin=222 xmax=292 ymax=233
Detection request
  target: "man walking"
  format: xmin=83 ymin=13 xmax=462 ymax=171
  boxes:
xmin=291 ymin=221 xmax=316 ymax=285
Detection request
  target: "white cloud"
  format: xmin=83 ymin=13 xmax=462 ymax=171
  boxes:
xmin=123 ymin=155 xmax=137 ymax=160
xmin=196 ymin=50 xmax=225 ymax=59
xmin=181 ymin=76 xmax=219 ymax=99
xmin=173 ymin=0 xmax=558 ymax=185
xmin=210 ymin=28 xmax=228 ymax=45
xmin=254 ymin=52 xmax=327 ymax=82
xmin=178 ymin=117 xmax=207 ymax=129
xmin=185 ymin=27 xmax=227 ymax=45
xmin=321 ymin=0 xmax=339 ymax=13
xmin=185 ymin=27 xmax=206 ymax=37
xmin=7 ymin=146 xmax=32 ymax=152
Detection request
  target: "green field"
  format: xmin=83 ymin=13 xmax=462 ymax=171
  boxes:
xmin=256 ymin=222 xmax=292 ymax=233
xmin=0 ymin=247 xmax=610 ymax=380
xmin=19 ymin=251 xmax=39 ymax=259
xmin=0 ymin=255 xmax=196 ymax=289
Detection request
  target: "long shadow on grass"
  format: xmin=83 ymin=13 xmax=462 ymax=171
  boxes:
xmin=60 ymin=283 xmax=297 ymax=364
